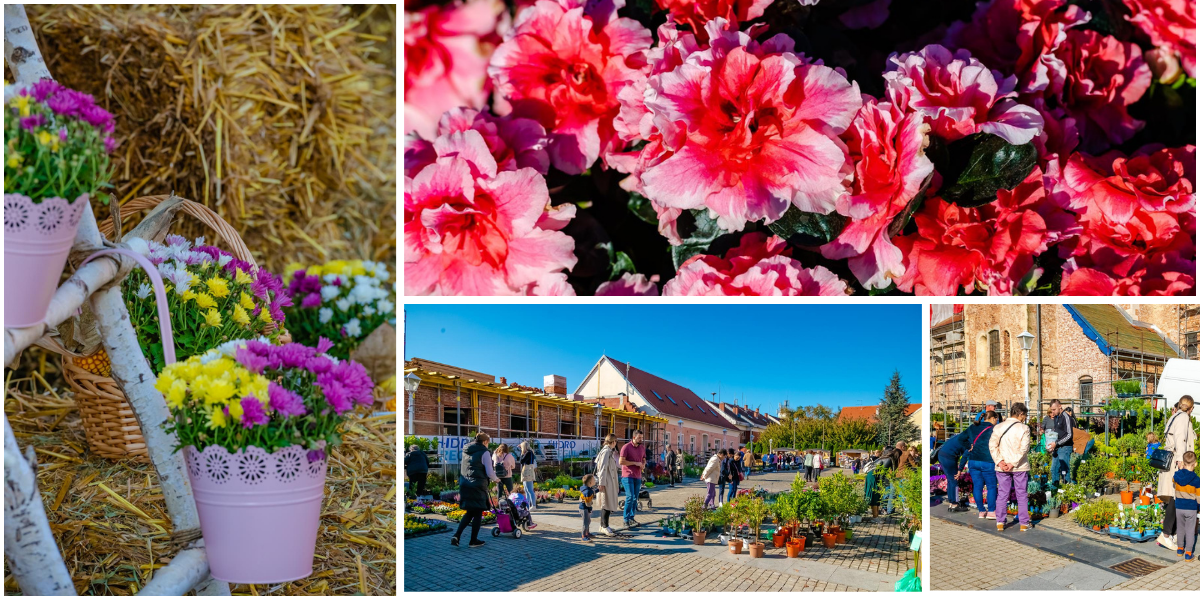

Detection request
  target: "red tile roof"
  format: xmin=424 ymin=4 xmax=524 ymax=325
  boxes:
xmin=712 ymin=402 xmax=774 ymax=428
xmin=605 ymin=357 xmax=736 ymax=429
xmin=837 ymin=404 xmax=921 ymax=422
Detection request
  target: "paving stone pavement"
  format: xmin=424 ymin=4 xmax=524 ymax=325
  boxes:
xmin=404 ymin=468 xmax=912 ymax=591
xmin=1109 ymin=558 xmax=1200 ymax=590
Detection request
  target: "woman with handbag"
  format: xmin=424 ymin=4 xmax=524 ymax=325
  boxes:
xmin=967 ymin=411 xmax=1000 ymax=520
xmin=594 ymin=434 xmax=621 ymax=535
xmin=718 ymin=449 xmax=730 ymax=506
xmin=519 ymin=441 xmax=539 ymax=510
xmin=701 ymin=450 xmax=723 ymax=509
xmin=493 ymin=443 xmax=516 ymax=499
xmin=1156 ymin=395 xmax=1197 ymax=550
xmin=989 ymin=403 xmax=1032 ymax=532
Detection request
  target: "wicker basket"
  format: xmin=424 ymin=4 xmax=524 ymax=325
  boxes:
xmin=64 ymin=194 xmax=268 ymax=462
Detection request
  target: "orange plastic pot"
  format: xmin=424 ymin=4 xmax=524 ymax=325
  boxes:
xmin=822 ymin=533 xmax=836 ymax=549
xmin=1120 ymin=490 xmax=1134 ymax=504
xmin=786 ymin=538 xmax=804 ymax=557
xmin=773 ymin=533 xmax=788 ymax=548
xmin=835 ymin=529 xmax=847 ymax=544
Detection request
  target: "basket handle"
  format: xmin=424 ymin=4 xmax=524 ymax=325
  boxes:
xmin=97 ymin=194 xmax=259 ymax=269
xmin=79 ymin=248 xmax=175 ymax=366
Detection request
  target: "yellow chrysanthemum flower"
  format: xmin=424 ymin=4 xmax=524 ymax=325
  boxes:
xmin=259 ymin=307 xmax=274 ymax=325
xmin=36 ymin=130 xmax=53 ymax=147
xmin=204 ymin=308 xmax=222 ymax=327
xmin=194 ymin=292 xmax=217 ymax=310
xmin=239 ymin=291 xmax=256 ymax=311
xmin=235 ymin=268 xmax=254 ymax=285
xmin=165 ymin=380 xmax=188 ymax=409
xmin=202 ymin=378 xmax=236 ymax=406
xmin=14 ymin=95 xmax=30 ymax=117
xmin=155 ymin=372 xmax=177 ymax=396
xmin=231 ymin=304 xmax=250 ymax=326
xmin=209 ymin=405 xmax=229 ymax=429
xmin=180 ymin=288 xmax=196 ymax=301
xmin=6 ymin=154 xmax=21 ymax=168
xmin=172 ymin=361 xmax=200 ymax=381
xmin=206 ymin=277 xmax=231 ymax=298
xmin=227 ymin=398 xmax=244 ymax=422
xmin=202 ymin=358 xmax=234 ymax=378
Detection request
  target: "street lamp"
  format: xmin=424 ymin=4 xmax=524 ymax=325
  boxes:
xmin=593 ymin=403 xmax=603 ymax=445
xmin=678 ymin=419 xmax=684 ymax=453
xmin=1017 ymin=331 xmax=1035 ymax=409
xmin=403 ymin=372 xmax=422 ymax=437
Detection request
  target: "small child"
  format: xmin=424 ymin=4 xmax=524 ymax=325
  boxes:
xmin=1145 ymin=433 xmax=1162 ymax=460
xmin=579 ymin=474 xmax=598 ymax=542
xmin=1173 ymin=451 xmax=1199 ymax=561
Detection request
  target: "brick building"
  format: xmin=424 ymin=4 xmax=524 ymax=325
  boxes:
xmin=930 ymin=304 xmax=1188 ymax=421
xmin=403 ymin=358 xmax=667 ymax=467
xmin=575 ymin=356 xmax=768 ymax=458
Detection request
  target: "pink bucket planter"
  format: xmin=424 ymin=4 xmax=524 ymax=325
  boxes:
xmin=185 ymin=444 xmax=327 ymax=584
xmin=3 ymin=193 xmax=88 ymax=327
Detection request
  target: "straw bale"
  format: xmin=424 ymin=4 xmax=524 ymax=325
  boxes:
xmin=3 ymin=351 xmax=397 ymax=596
xmin=16 ymin=4 xmax=396 ymax=273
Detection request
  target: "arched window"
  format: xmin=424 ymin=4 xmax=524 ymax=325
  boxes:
xmin=1079 ymin=376 xmax=1093 ymax=403
xmin=977 ymin=334 xmax=989 ymax=372
xmin=988 ymin=330 xmax=1000 ymax=369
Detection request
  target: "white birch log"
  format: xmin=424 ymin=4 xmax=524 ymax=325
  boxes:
xmin=4 ymin=414 xmax=75 ymax=595
xmin=3 ymin=4 xmax=52 ymax=85
xmin=135 ymin=546 xmax=211 ymax=596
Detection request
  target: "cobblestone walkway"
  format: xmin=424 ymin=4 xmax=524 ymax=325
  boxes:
xmin=404 ymin=468 xmax=912 ymax=591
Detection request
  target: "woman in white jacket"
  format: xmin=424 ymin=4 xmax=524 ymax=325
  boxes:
xmin=1156 ymin=395 xmax=1197 ymax=549
xmin=701 ymin=451 xmax=723 ymax=509
xmin=990 ymin=402 xmax=1032 ymax=532
xmin=594 ymin=434 xmax=621 ymax=536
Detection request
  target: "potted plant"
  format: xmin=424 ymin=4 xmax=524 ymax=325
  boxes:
xmin=741 ymin=496 xmax=770 ymax=558
xmin=283 ymin=260 xmax=395 ymax=366
xmin=4 ymin=80 xmax=116 ymax=327
xmin=160 ymin=338 xmax=374 ymax=583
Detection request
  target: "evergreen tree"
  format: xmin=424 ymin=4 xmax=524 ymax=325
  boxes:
xmin=877 ymin=371 xmax=919 ymax=448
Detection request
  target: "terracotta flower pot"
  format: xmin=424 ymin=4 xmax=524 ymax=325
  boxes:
xmin=729 ymin=539 xmax=743 ymax=554
xmin=693 ymin=531 xmax=706 ymax=545
xmin=822 ymin=533 xmax=837 ymax=549
xmin=773 ymin=533 xmax=788 ymax=548
xmin=835 ymin=529 xmax=846 ymax=544
xmin=786 ymin=537 xmax=804 ymax=557
xmin=1092 ymin=525 xmax=1102 ymax=531
xmin=748 ymin=541 xmax=765 ymax=558
xmin=1120 ymin=490 xmax=1134 ymax=504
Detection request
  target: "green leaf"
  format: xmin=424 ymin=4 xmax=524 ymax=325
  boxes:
xmin=670 ymin=210 xmax=729 ymax=270
xmin=932 ymin=133 xmax=1037 ymax=208
xmin=626 ymin=192 xmax=660 ymax=225
xmin=766 ymin=208 xmax=846 ymax=246
xmin=595 ymin=242 xmax=638 ymax=279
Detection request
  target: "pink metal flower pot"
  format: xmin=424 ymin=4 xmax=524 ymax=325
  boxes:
xmin=3 ymin=194 xmax=87 ymax=327
xmin=185 ymin=444 xmax=327 ymax=583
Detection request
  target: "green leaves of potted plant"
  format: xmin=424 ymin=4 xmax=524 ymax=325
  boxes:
xmin=740 ymin=496 xmax=771 ymax=558
xmin=684 ymin=496 xmax=709 ymax=545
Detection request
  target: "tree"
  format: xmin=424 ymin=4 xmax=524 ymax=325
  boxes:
xmin=877 ymin=371 xmax=919 ymax=448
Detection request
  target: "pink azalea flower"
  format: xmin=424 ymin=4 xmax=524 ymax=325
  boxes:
xmin=894 ymin=167 xmax=1079 ymax=296
xmin=1049 ymin=29 xmax=1150 ymax=153
xmin=595 ymin=272 xmax=660 ymax=295
xmin=404 ymin=0 xmax=506 ymax=138
xmin=663 ymin=232 xmax=851 ymax=296
xmin=618 ymin=19 xmax=861 ymax=235
xmin=404 ymin=107 xmax=550 ymax=177
xmin=884 ymin=44 xmax=1044 ymax=146
xmin=821 ymin=96 xmax=935 ymax=291
xmin=1123 ymin=0 xmax=1196 ymax=78
xmin=654 ymin=0 xmax=773 ymax=42
xmin=488 ymin=0 xmax=652 ymax=174
xmin=1062 ymin=145 xmax=1196 ymax=224
xmin=944 ymin=0 xmax=1090 ymax=94
xmin=405 ymin=129 xmax=578 ymax=295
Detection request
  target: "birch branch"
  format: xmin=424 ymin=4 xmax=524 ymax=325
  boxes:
xmin=4 ymin=414 xmax=75 ymax=595
xmin=135 ymin=546 xmax=211 ymax=596
xmin=3 ymin=4 xmax=52 ymax=85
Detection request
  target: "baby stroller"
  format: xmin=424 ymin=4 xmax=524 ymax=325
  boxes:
xmin=492 ymin=492 xmax=534 ymax=539
xmin=618 ymin=487 xmax=653 ymax=511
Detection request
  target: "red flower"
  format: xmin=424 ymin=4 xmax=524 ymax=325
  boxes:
xmin=663 ymin=232 xmax=851 ymax=296
xmin=1123 ymin=0 xmax=1196 ymax=79
xmin=488 ymin=0 xmax=652 ymax=174
xmin=1049 ymin=29 xmax=1151 ymax=153
xmin=654 ymin=0 xmax=772 ymax=42
xmin=1062 ymin=145 xmax=1196 ymax=224
xmin=895 ymin=168 xmax=1078 ymax=295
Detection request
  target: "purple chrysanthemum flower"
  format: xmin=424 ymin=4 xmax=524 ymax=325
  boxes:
xmin=240 ymin=396 xmax=269 ymax=428
xmin=79 ymin=104 xmax=115 ymax=133
xmin=235 ymin=345 xmax=271 ymax=374
xmin=192 ymin=245 xmax=225 ymax=263
xmin=315 ymin=337 xmax=334 ymax=355
xmin=30 ymin=80 xmax=62 ymax=102
xmin=104 ymin=135 xmax=117 ymax=154
xmin=306 ymin=355 xmax=334 ymax=375
xmin=318 ymin=379 xmax=354 ymax=415
xmin=46 ymin=89 xmax=85 ymax=117
xmin=267 ymin=382 xmax=307 ymax=417
xmin=59 ymin=126 xmax=68 ymax=142
xmin=19 ymin=114 xmax=46 ymax=131
xmin=224 ymin=257 xmax=254 ymax=277
xmin=275 ymin=343 xmax=314 ymax=369
xmin=307 ymin=445 xmax=326 ymax=463
xmin=301 ymin=292 xmax=321 ymax=309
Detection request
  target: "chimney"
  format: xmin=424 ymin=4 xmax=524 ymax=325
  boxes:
xmin=543 ymin=374 xmax=567 ymax=396
xmin=499 ymin=376 xmax=507 ymax=385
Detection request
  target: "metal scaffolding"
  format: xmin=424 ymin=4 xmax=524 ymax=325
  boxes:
xmin=1180 ymin=304 xmax=1200 ymax=359
xmin=931 ymin=312 xmax=967 ymax=415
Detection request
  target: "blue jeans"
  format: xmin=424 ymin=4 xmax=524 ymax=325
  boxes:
xmin=1050 ymin=445 xmax=1073 ymax=485
xmin=938 ymin=454 xmax=960 ymax=504
xmin=968 ymin=460 xmax=997 ymax=513
xmin=727 ymin=480 xmax=740 ymax=502
xmin=622 ymin=476 xmax=641 ymax=522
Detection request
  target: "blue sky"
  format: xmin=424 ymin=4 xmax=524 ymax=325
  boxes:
xmin=404 ymin=304 xmax=921 ymax=413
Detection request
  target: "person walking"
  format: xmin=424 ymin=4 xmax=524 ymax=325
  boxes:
xmin=451 ymin=433 xmax=501 ymax=548
xmin=404 ymin=444 xmax=430 ymax=498
xmin=619 ymin=430 xmax=647 ymax=527
xmin=492 ymin=443 xmax=516 ymax=499
xmin=804 ymin=451 xmax=814 ymax=482
xmin=1046 ymin=399 xmax=1075 ymax=485
xmin=718 ymin=449 xmax=730 ymax=506
xmin=743 ymin=446 xmax=754 ymax=480
xmin=967 ymin=411 xmax=1000 ymax=519
xmin=1172 ymin=451 xmax=1198 ymax=560
xmin=519 ymin=441 xmax=539 ymax=510
xmin=701 ymin=450 xmax=723 ymax=509
xmin=1157 ymin=395 xmax=1197 ymax=550
xmin=990 ymin=403 xmax=1032 ymax=532
xmin=665 ymin=446 xmax=678 ymax=487
xmin=726 ymin=448 xmax=743 ymax=502
xmin=579 ymin=474 xmax=598 ymax=541
xmin=594 ymin=434 xmax=621 ymax=535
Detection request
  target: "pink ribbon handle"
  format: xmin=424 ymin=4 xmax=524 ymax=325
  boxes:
xmin=79 ymin=248 xmax=176 ymax=366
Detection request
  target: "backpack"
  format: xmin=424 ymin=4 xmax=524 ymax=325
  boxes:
xmin=494 ymin=453 xmax=510 ymax=478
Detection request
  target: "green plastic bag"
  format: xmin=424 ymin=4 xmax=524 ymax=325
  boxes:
xmin=894 ymin=568 xmax=922 ymax=592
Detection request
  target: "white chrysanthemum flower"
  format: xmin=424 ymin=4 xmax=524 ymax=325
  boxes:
xmin=323 ymin=273 xmax=341 ymax=284
xmin=135 ymin=282 xmax=152 ymax=299
xmin=320 ymin=285 xmax=341 ymax=302
xmin=378 ymin=299 xmax=394 ymax=315
xmin=215 ymin=339 xmax=253 ymax=358
xmin=125 ymin=237 xmax=151 ymax=257
xmin=217 ymin=254 xmax=232 ymax=267
xmin=363 ymin=305 xmax=376 ymax=316
xmin=194 ymin=236 xmax=205 ymax=247
xmin=345 ymin=318 xmax=362 ymax=337
xmin=318 ymin=307 xmax=333 ymax=324
xmin=336 ymin=298 xmax=352 ymax=312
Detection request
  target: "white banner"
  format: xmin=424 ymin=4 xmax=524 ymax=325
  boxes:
xmin=423 ymin=436 xmax=603 ymax=464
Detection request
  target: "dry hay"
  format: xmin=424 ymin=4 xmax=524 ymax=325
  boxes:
xmin=3 ymin=351 xmax=397 ymax=596
xmin=18 ymin=4 xmax=397 ymax=274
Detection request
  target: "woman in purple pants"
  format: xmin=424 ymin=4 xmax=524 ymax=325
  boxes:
xmin=700 ymin=450 xmax=724 ymax=509
xmin=989 ymin=403 xmax=1032 ymax=532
